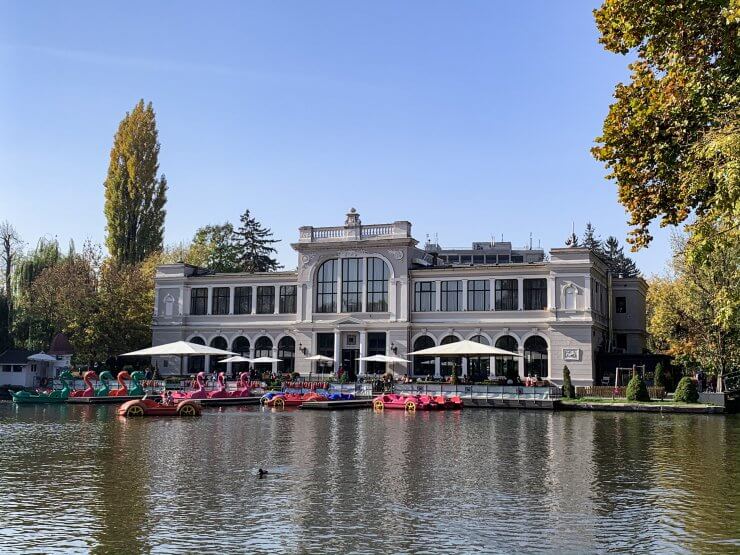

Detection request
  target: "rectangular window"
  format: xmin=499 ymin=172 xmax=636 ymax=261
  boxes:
xmin=190 ymin=288 xmax=208 ymax=315
xmin=256 ymin=286 xmax=275 ymax=314
xmin=316 ymin=333 xmax=334 ymax=374
xmin=616 ymin=334 xmax=627 ymax=349
xmin=13 ymin=365 xmax=23 ymax=372
xmin=467 ymin=280 xmax=490 ymax=311
xmin=234 ymin=287 xmax=252 ymax=314
xmin=524 ymin=278 xmax=547 ymax=310
xmin=616 ymin=296 xmax=627 ymax=314
xmin=414 ymin=281 xmax=436 ymax=311
xmin=316 ymin=259 xmax=337 ymax=313
xmin=341 ymin=258 xmax=362 ymax=312
xmin=279 ymin=285 xmax=297 ymax=314
xmin=511 ymin=255 xmax=524 ymax=263
xmin=441 ymin=280 xmax=462 ymax=311
xmin=494 ymin=279 xmax=517 ymax=311
xmin=366 ymin=258 xmax=389 ymax=312
xmin=499 ymin=255 xmax=510 ymax=263
xmin=460 ymin=255 xmax=472 ymax=264
xmin=472 ymin=255 xmax=485 ymax=264
xmin=211 ymin=287 xmax=230 ymax=315
xmin=366 ymin=332 xmax=387 ymax=374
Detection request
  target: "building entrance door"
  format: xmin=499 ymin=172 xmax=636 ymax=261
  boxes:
xmin=341 ymin=349 xmax=358 ymax=380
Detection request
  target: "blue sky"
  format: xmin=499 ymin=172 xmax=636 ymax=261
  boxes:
xmin=0 ymin=1 xmax=672 ymax=275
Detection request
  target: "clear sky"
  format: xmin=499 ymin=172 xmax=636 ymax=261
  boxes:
xmin=0 ymin=0 xmax=673 ymax=275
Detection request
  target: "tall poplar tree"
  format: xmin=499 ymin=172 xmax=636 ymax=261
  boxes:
xmin=104 ymin=100 xmax=167 ymax=265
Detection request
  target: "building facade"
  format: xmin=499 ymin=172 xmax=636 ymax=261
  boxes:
xmin=152 ymin=210 xmax=647 ymax=386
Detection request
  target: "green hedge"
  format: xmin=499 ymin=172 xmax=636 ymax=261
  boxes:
xmin=626 ymin=373 xmax=650 ymax=402
xmin=673 ymin=377 xmax=699 ymax=403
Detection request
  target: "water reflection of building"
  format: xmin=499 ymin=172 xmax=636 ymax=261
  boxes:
xmin=153 ymin=210 xmax=646 ymax=385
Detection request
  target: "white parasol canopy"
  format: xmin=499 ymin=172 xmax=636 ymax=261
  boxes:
xmin=305 ymin=354 xmax=335 ymax=362
xmin=407 ymin=339 xmax=521 ymax=357
xmin=251 ymin=356 xmax=283 ymax=363
xmin=357 ymin=354 xmax=410 ymax=363
xmin=218 ymin=355 xmax=253 ymax=363
xmin=120 ymin=341 xmax=236 ymax=357
xmin=28 ymin=352 xmax=57 ymax=362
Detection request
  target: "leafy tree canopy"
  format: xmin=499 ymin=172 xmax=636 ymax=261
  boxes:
xmin=592 ymin=0 xmax=739 ymax=248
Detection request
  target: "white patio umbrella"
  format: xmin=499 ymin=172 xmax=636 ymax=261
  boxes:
xmin=305 ymin=354 xmax=335 ymax=362
xmin=218 ymin=356 xmax=253 ymax=364
xmin=28 ymin=352 xmax=57 ymax=362
xmin=358 ymin=354 xmax=411 ymax=378
xmin=407 ymin=339 xmax=521 ymax=381
xmin=120 ymin=340 xmax=236 ymax=375
xmin=305 ymin=354 xmax=334 ymax=381
xmin=407 ymin=339 xmax=520 ymax=357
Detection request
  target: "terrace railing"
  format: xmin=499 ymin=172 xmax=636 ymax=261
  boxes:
xmin=392 ymin=383 xmax=561 ymax=400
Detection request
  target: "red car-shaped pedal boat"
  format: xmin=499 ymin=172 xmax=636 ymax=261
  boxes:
xmin=262 ymin=392 xmax=327 ymax=408
xmin=373 ymin=394 xmax=434 ymax=412
xmin=117 ymin=398 xmax=202 ymax=417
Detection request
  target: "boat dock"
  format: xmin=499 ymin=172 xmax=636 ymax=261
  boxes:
xmin=67 ymin=395 xmax=159 ymax=404
xmin=197 ymin=396 xmax=262 ymax=407
xmin=300 ymin=398 xmax=374 ymax=410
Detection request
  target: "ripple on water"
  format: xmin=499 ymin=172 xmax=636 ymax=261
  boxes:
xmin=0 ymin=403 xmax=739 ymax=554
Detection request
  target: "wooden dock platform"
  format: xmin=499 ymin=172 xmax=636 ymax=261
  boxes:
xmin=196 ymin=396 xmax=262 ymax=407
xmin=463 ymin=397 xmax=557 ymax=410
xmin=66 ymin=395 xmax=158 ymax=404
xmin=300 ymin=398 xmax=374 ymax=410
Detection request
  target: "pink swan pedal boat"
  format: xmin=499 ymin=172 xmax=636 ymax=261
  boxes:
xmin=230 ymin=372 xmax=252 ymax=398
xmin=172 ymin=371 xmax=208 ymax=400
xmin=208 ymin=371 xmax=230 ymax=398
xmin=118 ymin=398 xmax=202 ymax=417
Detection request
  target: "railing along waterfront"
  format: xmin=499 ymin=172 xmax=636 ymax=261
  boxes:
xmin=392 ymin=383 xmax=561 ymax=400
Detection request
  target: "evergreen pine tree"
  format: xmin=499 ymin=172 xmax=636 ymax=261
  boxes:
xmin=626 ymin=371 xmax=650 ymax=402
xmin=562 ymin=365 xmax=575 ymax=398
xmin=104 ymin=100 xmax=167 ymax=265
xmin=653 ymin=362 xmax=665 ymax=388
xmin=603 ymin=236 xmax=639 ymax=277
xmin=582 ymin=222 xmax=602 ymax=252
xmin=233 ymin=209 xmax=281 ymax=273
xmin=565 ymin=232 xmax=580 ymax=247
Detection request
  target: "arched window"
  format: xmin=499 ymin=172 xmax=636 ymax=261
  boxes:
xmin=278 ymin=336 xmax=295 ymax=374
xmin=254 ymin=336 xmax=273 ymax=376
xmin=316 ymin=259 xmax=337 ymax=313
xmin=366 ymin=257 xmax=390 ymax=312
xmin=209 ymin=336 xmax=228 ymax=373
xmin=468 ymin=335 xmax=490 ymax=382
xmin=188 ymin=336 xmax=205 ymax=373
xmin=495 ymin=335 xmax=519 ymax=379
xmin=412 ymin=336 xmax=435 ymax=376
xmin=232 ymin=336 xmax=250 ymax=375
xmin=524 ymin=336 xmax=548 ymax=378
xmin=440 ymin=335 xmax=461 ymax=377
xmin=564 ymin=285 xmax=577 ymax=310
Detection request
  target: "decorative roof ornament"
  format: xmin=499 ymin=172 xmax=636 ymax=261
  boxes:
xmin=345 ymin=208 xmax=361 ymax=227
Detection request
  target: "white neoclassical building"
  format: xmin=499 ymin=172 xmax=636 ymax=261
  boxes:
xmin=152 ymin=209 xmax=647 ymax=386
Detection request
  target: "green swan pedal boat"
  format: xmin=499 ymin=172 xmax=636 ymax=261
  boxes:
xmin=11 ymin=370 xmax=73 ymax=404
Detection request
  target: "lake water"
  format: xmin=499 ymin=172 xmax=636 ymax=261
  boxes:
xmin=1 ymin=402 xmax=738 ymax=554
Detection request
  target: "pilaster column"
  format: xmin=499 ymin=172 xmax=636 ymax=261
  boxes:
xmin=251 ymin=286 xmax=257 ymax=314
xmin=153 ymin=288 xmax=159 ymax=316
xmin=358 ymin=330 xmax=367 ymax=376
xmin=434 ymin=358 xmax=441 ymax=379
xmin=274 ymin=286 xmax=279 ymax=314
xmin=462 ymin=280 xmax=468 ymax=311
xmin=518 ymin=347 xmax=526 ymax=380
xmin=180 ymin=286 xmax=188 ymax=315
xmin=517 ymin=278 xmax=524 ymax=311
xmin=297 ymin=285 xmax=305 ymax=321
xmin=333 ymin=330 xmax=341 ymax=377
xmin=435 ymin=280 xmax=442 ymax=311
xmin=490 ymin=278 xmax=496 ymax=311
xmin=272 ymin=347 xmax=279 ymax=375
xmin=547 ymin=276 xmax=556 ymax=311
xmin=229 ymin=286 xmax=235 ymax=315
xmin=336 ymin=267 xmax=343 ymax=314
xmin=207 ymin=286 xmax=213 ymax=315
xmin=462 ymin=358 xmax=468 ymax=379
